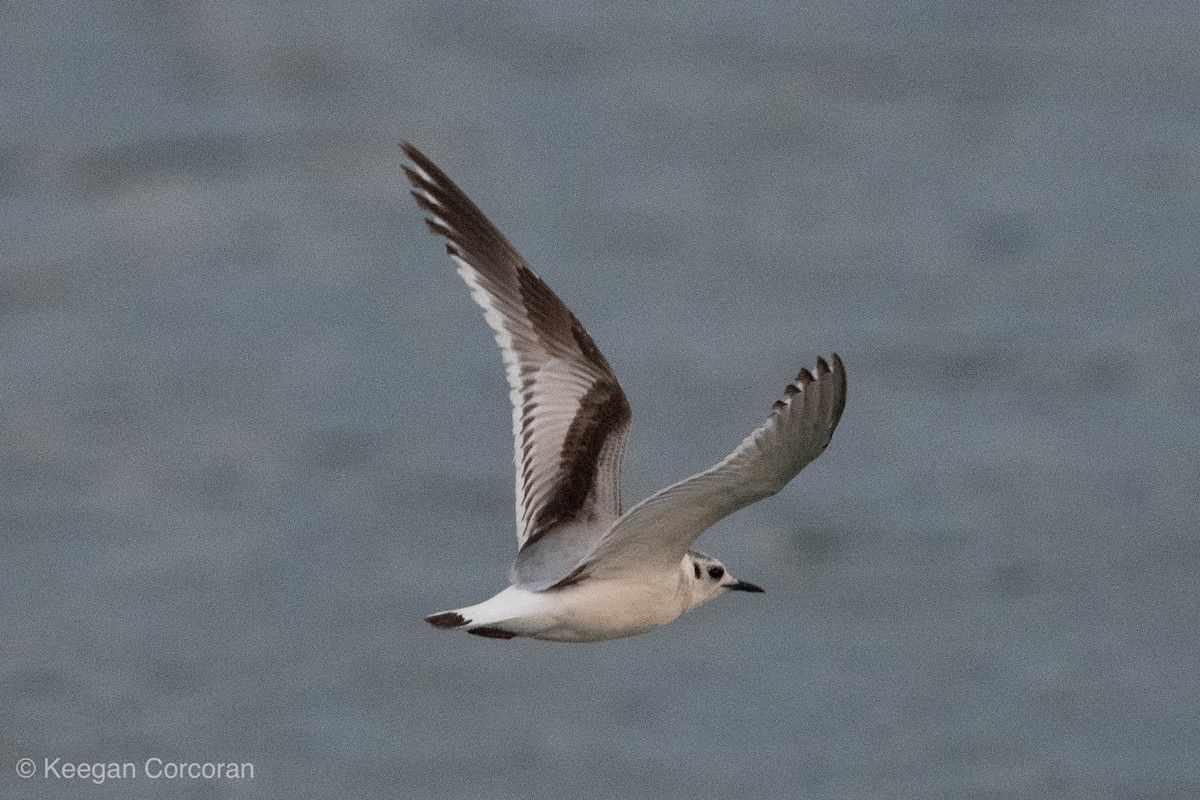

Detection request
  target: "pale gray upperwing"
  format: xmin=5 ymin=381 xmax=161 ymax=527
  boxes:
xmin=560 ymin=355 xmax=846 ymax=584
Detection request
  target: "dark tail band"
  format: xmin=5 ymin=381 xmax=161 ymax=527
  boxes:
xmin=426 ymin=611 xmax=468 ymax=629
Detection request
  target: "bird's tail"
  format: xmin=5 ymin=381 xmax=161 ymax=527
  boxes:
xmin=425 ymin=608 xmax=519 ymax=640
xmin=425 ymin=610 xmax=468 ymax=629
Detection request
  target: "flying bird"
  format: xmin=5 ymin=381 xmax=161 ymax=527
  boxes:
xmin=402 ymin=143 xmax=846 ymax=642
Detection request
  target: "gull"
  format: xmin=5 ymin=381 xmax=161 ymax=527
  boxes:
xmin=402 ymin=143 xmax=846 ymax=642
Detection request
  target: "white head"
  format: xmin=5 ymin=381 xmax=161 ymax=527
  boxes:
xmin=682 ymin=550 xmax=764 ymax=612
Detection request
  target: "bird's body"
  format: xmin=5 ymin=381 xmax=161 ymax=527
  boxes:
xmin=430 ymin=568 xmax=688 ymax=643
xmin=402 ymin=143 xmax=846 ymax=643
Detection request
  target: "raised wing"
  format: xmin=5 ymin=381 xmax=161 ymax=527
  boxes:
xmin=402 ymin=143 xmax=632 ymax=577
xmin=565 ymin=355 xmax=846 ymax=582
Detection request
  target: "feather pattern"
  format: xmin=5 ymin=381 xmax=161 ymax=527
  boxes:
xmin=401 ymin=143 xmax=632 ymax=565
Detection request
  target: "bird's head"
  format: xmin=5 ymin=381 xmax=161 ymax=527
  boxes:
xmin=683 ymin=550 xmax=764 ymax=611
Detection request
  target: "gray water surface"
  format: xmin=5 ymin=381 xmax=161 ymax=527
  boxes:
xmin=3 ymin=1 xmax=1198 ymax=798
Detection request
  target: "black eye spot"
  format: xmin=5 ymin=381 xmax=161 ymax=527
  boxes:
xmin=708 ymin=565 xmax=724 ymax=580
xmin=693 ymin=562 xmax=702 ymax=579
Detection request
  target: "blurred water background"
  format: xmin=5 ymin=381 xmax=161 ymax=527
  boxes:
xmin=3 ymin=1 xmax=1198 ymax=798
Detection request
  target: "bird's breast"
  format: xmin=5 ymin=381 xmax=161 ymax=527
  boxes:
xmin=532 ymin=573 xmax=687 ymax=642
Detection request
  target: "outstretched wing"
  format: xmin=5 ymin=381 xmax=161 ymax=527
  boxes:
xmin=402 ymin=143 xmax=632 ymax=579
xmin=564 ymin=355 xmax=846 ymax=582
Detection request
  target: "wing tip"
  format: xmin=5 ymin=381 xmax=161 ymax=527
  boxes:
xmin=401 ymin=141 xmax=432 ymax=171
xmin=770 ymin=353 xmax=847 ymax=417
